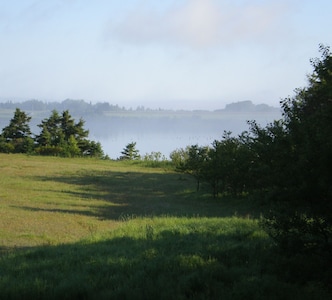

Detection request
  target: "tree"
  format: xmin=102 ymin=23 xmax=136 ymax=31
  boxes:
xmin=260 ymin=44 xmax=332 ymax=255
xmin=206 ymin=131 xmax=254 ymax=197
xmin=172 ymin=134 xmax=254 ymax=197
xmin=80 ymin=140 xmax=104 ymax=158
xmin=119 ymin=142 xmax=140 ymax=160
xmin=61 ymin=110 xmax=89 ymax=144
xmin=170 ymin=147 xmax=189 ymax=169
xmin=35 ymin=110 xmax=102 ymax=157
xmin=246 ymin=119 xmax=291 ymax=193
xmin=0 ymin=135 xmax=14 ymax=153
xmin=35 ymin=110 xmax=62 ymax=148
xmin=0 ymin=108 xmax=34 ymax=153
xmin=65 ymin=135 xmax=81 ymax=157
xmin=281 ymin=45 xmax=332 ymax=203
xmin=176 ymin=145 xmax=210 ymax=192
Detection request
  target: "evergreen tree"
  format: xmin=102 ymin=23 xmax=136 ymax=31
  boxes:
xmin=79 ymin=139 xmax=104 ymax=158
xmin=36 ymin=110 xmax=62 ymax=147
xmin=120 ymin=142 xmax=140 ymax=160
xmin=60 ymin=110 xmax=88 ymax=143
xmin=260 ymin=44 xmax=332 ymax=255
xmin=35 ymin=109 xmax=102 ymax=157
xmin=0 ymin=108 xmax=33 ymax=153
xmin=208 ymin=131 xmax=253 ymax=196
xmin=66 ymin=135 xmax=81 ymax=157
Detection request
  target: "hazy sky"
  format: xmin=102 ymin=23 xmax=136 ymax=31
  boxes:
xmin=0 ymin=0 xmax=331 ymax=110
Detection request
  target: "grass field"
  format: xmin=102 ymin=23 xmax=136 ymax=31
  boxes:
xmin=0 ymin=154 xmax=330 ymax=299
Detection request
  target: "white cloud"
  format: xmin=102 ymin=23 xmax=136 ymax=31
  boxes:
xmin=170 ymin=0 xmax=222 ymax=48
xmin=106 ymin=0 xmax=290 ymax=49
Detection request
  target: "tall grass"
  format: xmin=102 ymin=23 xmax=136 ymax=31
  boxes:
xmin=0 ymin=154 xmax=330 ymax=299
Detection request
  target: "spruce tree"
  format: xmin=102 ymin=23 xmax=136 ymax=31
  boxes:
xmin=120 ymin=142 xmax=140 ymax=160
xmin=1 ymin=108 xmax=33 ymax=153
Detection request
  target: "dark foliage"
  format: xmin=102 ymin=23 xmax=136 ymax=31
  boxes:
xmin=261 ymin=44 xmax=332 ymax=257
xmin=0 ymin=108 xmax=34 ymax=153
xmin=0 ymin=109 xmax=104 ymax=158
xmin=173 ymin=45 xmax=332 ymax=266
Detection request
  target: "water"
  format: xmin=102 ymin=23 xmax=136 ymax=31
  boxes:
xmin=87 ymin=111 xmax=281 ymax=159
xmin=0 ymin=108 xmax=281 ymax=159
xmin=92 ymin=131 xmax=219 ymax=159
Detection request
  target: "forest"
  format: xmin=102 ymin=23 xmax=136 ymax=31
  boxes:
xmin=0 ymin=45 xmax=331 ymax=297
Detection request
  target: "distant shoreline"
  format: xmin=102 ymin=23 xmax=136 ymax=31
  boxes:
xmin=0 ymin=99 xmax=280 ymax=114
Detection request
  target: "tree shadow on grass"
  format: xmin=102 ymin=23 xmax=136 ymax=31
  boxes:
xmin=21 ymin=169 xmax=257 ymax=221
xmin=0 ymin=221 xmax=328 ymax=300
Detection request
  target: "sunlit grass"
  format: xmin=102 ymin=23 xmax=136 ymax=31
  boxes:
xmin=0 ymin=155 xmax=124 ymax=247
xmin=0 ymin=154 xmax=257 ymax=248
xmin=0 ymin=154 xmax=330 ymax=299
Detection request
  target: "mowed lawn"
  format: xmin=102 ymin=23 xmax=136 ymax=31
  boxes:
xmin=0 ymin=154 xmax=330 ymax=299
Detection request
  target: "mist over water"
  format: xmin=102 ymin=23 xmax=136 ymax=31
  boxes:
xmin=86 ymin=111 xmax=281 ymax=159
xmin=0 ymin=100 xmax=281 ymax=159
xmin=91 ymin=132 xmax=216 ymax=159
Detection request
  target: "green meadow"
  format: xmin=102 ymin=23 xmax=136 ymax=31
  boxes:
xmin=0 ymin=154 xmax=330 ymax=299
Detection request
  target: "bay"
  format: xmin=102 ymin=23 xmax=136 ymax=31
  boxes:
xmin=86 ymin=111 xmax=281 ymax=159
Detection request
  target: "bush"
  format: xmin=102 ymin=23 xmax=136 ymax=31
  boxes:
xmin=35 ymin=145 xmax=64 ymax=156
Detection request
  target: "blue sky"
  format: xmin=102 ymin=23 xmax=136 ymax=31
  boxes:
xmin=0 ymin=0 xmax=331 ymax=110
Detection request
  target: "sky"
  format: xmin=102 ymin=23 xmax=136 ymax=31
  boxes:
xmin=0 ymin=0 xmax=331 ymax=110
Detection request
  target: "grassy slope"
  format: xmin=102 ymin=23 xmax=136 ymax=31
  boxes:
xmin=0 ymin=154 xmax=330 ymax=299
xmin=0 ymin=154 xmax=256 ymax=248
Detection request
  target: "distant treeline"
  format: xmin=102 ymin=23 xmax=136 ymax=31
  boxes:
xmin=0 ymin=99 xmax=126 ymax=115
xmin=221 ymin=100 xmax=279 ymax=112
xmin=0 ymin=99 xmax=279 ymax=115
